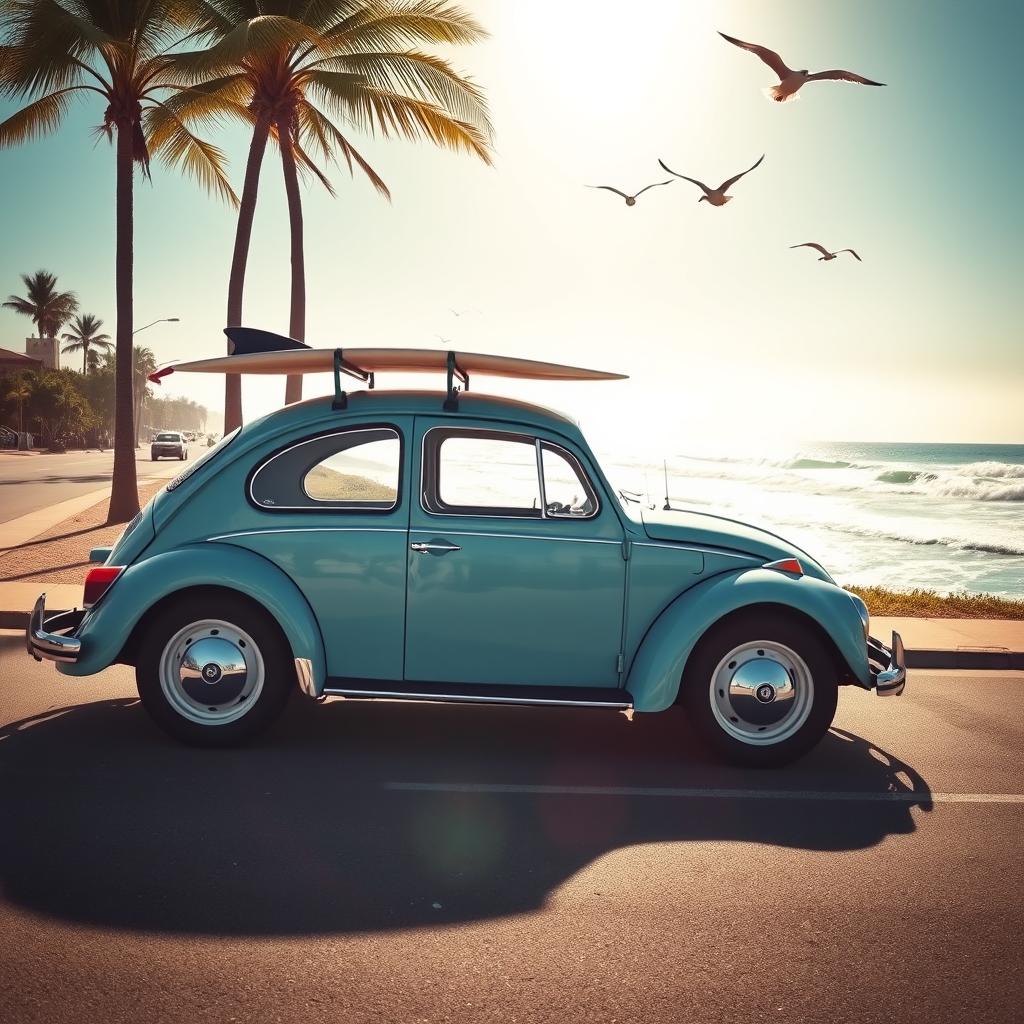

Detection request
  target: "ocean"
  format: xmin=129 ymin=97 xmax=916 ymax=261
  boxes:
xmin=602 ymin=442 xmax=1024 ymax=597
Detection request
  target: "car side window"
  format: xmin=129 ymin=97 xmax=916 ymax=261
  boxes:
xmin=422 ymin=427 xmax=598 ymax=520
xmin=432 ymin=431 xmax=541 ymax=517
xmin=541 ymin=443 xmax=598 ymax=517
xmin=250 ymin=426 xmax=401 ymax=512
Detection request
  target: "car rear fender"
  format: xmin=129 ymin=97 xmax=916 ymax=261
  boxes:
xmin=57 ymin=544 xmax=327 ymax=695
xmin=626 ymin=568 xmax=870 ymax=712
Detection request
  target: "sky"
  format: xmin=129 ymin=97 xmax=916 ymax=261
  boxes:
xmin=1 ymin=0 xmax=1022 ymax=455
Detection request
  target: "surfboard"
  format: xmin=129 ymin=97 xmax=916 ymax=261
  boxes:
xmin=149 ymin=347 xmax=628 ymax=384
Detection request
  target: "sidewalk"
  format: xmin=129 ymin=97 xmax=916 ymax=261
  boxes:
xmin=873 ymin=616 xmax=1024 ymax=670
xmin=0 ymin=467 xmax=178 ymax=629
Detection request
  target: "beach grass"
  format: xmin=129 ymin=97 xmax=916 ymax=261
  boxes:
xmin=849 ymin=585 xmax=1024 ymax=620
xmin=305 ymin=466 xmax=396 ymax=502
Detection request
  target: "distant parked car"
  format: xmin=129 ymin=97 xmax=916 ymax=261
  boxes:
xmin=151 ymin=431 xmax=188 ymax=461
xmin=28 ymin=338 xmax=905 ymax=764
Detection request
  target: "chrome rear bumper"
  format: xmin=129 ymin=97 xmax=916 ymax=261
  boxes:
xmin=26 ymin=593 xmax=85 ymax=664
xmin=868 ymin=631 xmax=907 ymax=696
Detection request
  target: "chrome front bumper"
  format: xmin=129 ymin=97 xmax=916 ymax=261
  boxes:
xmin=867 ymin=631 xmax=907 ymax=696
xmin=26 ymin=593 xmax=86 ymax=664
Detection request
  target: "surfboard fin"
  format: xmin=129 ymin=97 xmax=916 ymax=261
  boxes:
xmin=224 ymin=326 xmax=311 ymax=355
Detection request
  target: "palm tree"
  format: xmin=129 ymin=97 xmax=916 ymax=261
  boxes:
xmin=168 ymin=1 xmax=493 ymax=428
xmin=132 ymin=345 xmax=158 ymax=445
xmin=3 ymin=269 xmax=78 ymax=339
xmin=62 ymin=313 xmax=113 ymax=374
xmin=5 ymin=372 xmax=32 ymax=439
xmin=0 ymin=0 xmax=238 ymax=523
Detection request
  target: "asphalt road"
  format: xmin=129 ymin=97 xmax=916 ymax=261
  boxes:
xmin=0 ymin=638 xmax=1021 ymax=1023
xmin=0 ymin=450 xmax=184 ymax=525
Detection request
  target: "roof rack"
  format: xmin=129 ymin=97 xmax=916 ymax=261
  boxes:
xmin=330 ymin=347 xmax=469 ymax=412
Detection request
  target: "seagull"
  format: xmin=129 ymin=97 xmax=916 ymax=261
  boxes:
xmin=587 ymin=180 xmax=673 ymax=206
xmin=656 ymin=154 xmax=764 ymax=206
xmin=790 ymin=242 xmax=862 ymax=262
xmin=718 ymin=32 xmax=885 ymax=102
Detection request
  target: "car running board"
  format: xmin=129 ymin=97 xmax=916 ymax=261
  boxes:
xmin=321 ymin=679 xmax=633 ymax=710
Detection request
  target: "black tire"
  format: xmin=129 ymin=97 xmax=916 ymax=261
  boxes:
xmin=681 ymin=610 xmax=839 ymax=768
xmin=151 ymin=453 xmax=158 ymax=461
xmin=135 ymin=592 xmax=293 ymax=747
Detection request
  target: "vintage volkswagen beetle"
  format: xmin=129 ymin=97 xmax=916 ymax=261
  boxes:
xmin=27 ymin=338 xmax=905 ymax=766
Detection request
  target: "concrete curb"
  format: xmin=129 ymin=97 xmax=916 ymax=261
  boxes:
xmin=905 ymin=649 xmax=1024 ymax=671
xmin=3 ymin=603 xmax=1022 ymax=670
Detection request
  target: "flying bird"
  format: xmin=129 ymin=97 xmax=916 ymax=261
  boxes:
xmin=587 ymin=181 xmax=673 ymax=206
xmin=790 ymin=242 xmax=862 ymax=262
xmin=656 ymin=154 xmax=764 ymax=206
xmin=718 ymin=32 xmax=885 ymax=102
xmin=449 ymin=307 xmax=481 ymax=317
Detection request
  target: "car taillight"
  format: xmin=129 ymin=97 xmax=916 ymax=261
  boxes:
xmin=83 ymin=566 xmax=125 ymax=608
xmin=763 ymin=557 xmax=804 ymax=576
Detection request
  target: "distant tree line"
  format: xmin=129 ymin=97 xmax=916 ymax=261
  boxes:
xmin=1 ymin=348 xmax=207 ymax=451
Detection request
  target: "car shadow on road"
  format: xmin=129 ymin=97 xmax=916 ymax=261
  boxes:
xmin=0 ymin=694 xmax=932 ymax=936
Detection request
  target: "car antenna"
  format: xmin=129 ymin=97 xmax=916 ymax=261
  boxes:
xmin=663 ymin=459 xmax=674 ymax=511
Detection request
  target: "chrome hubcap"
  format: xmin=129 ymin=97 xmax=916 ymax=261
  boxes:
xmin=158 ymin=619 xmax=264 ymax=725
xmin=709 ymin=641 xmax=814 ymax=746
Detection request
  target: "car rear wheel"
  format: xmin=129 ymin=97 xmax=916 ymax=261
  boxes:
xmin=136 ymin=593 xmax=292 ymax=746
xmin=681 ymin=611 xmax=838 ymax=767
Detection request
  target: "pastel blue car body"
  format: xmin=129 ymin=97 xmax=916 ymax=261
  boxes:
xmin=56 ymin=390 xmax=874 ymax=709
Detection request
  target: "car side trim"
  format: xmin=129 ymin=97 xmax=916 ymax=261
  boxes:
xmin=322 ymin=684 xmax=632 ymax=709
xmin=409 ymin=528 xmax=619 ymax=546
xmin=206 ymin=527 xmax=407 ymax=541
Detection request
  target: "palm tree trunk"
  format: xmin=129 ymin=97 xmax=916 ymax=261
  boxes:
xmin=107 ymin=124 xmax=140 ymax=524
xmin=82 ymin=343 xmax=88 ymax=376
xmin=224 ymin=116 xmax=271 ymax=432
xmin=278 ymin=118 xmax=304 ymax=406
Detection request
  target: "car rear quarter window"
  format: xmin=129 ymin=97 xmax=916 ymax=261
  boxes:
xmin=249 ymin=426 xmax=401 ymax=512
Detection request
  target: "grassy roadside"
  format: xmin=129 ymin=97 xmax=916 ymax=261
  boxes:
xmin=848 ymin=585 xmax=1024 ymax=620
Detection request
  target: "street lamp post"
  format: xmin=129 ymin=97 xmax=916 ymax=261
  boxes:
xmin=132 ymin=318 xmax=179 ymax=446
xmin=133 ymin=317 xmax=180 ymax=336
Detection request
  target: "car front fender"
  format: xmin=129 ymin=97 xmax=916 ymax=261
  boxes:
xmin=625 ymin=568 xmax=869 ymax=712
xmin=57 ymin=544 xmax=327 ymax=694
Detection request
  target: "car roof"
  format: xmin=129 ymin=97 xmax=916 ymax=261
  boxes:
xmin=245 ymin=389 xmax=584 ymax=439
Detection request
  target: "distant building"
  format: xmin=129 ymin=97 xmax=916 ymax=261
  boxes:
xmin=25 ymin=335 xmax=60 ymax=370
xmin=0 ymin=347 xmax=43 ymax=373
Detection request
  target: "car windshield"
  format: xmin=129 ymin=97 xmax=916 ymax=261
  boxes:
xmin=156 ymin=433 xmax=180 ymax=442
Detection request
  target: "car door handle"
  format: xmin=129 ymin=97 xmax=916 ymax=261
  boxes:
xmin=410 ymin=541 xmax=462 ymax=554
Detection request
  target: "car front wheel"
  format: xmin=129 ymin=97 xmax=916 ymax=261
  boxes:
xmin=681 ymin=610 xmax=839 ymax=767
xmin=136 ymin=593 xmax=293 ymax=746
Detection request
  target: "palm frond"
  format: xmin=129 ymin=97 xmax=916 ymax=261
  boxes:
xmin=321 ymin=1 xmax=487 ymax=51
xmin=0 ymin=87 xmax=86 ymax=147
xmin=2 ymin=296 xmax=36 ymax=317
xmin=313 ymin=49 xmax=491 ymax=134
xmin=145 ymin=99 xmax=240 ymax=207
xmin=321 ymin=80 xmax=491 ymax=163
xmin=153 ymin=75 xmax=254 ymax=136
xmin=297 ymin=100 xmax=390 ymax=198
xmin=0 ymin=0 xmax=116 ymax=95
xmin=168 ymin=16 xmax=326 ymax=80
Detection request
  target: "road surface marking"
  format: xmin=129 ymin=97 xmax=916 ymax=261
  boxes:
xmin=384 ymin=782 xmax=1024 ymax=804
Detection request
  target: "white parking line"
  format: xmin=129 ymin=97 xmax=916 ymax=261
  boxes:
xmin=384 ymin=782 xmax=1024 ymax=804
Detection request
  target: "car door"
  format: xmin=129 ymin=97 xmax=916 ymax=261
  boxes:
xmin=404 ymin=419 xmax=627 ymax=688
